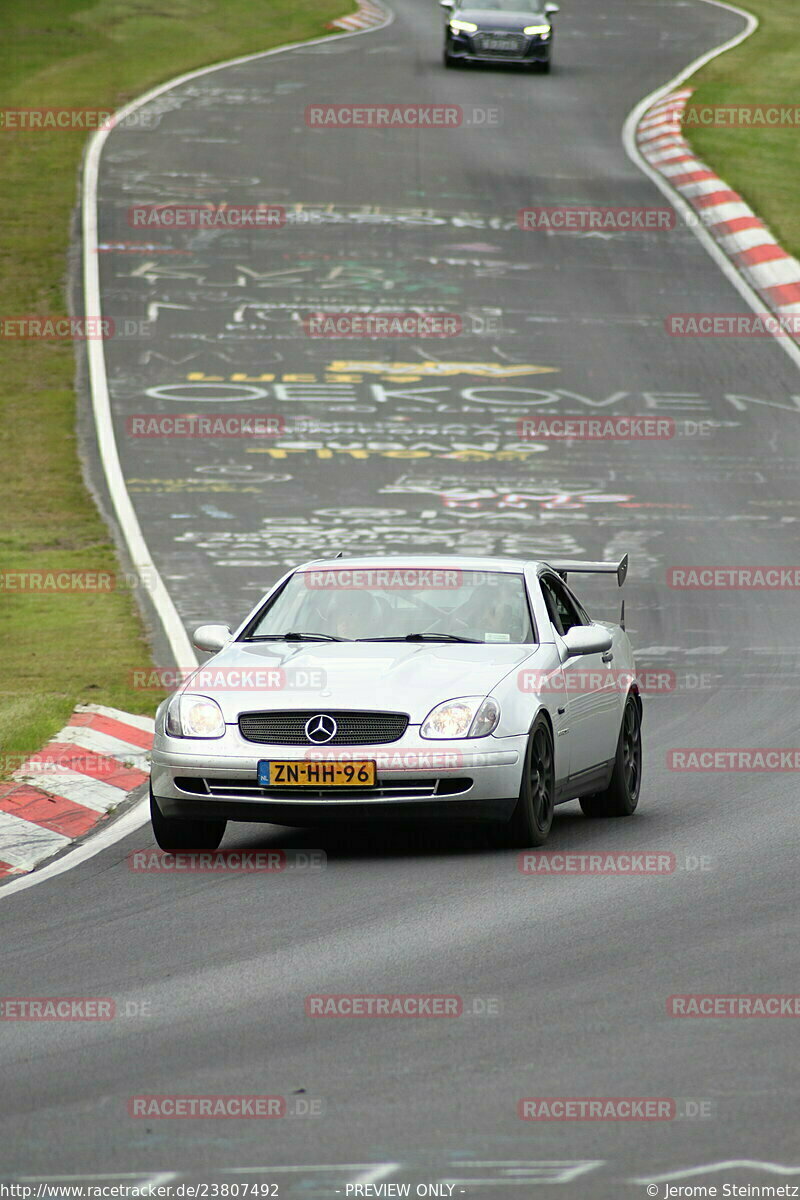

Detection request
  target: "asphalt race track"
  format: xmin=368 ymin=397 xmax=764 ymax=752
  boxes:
xmin=3 ymin=0 xmax=800 ymax=1194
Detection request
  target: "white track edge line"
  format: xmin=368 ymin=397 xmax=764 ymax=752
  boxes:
xmin=622 ymin=0 xmax=800 ymax=371
xmin=81 ymin=0 xmax=395 ymax=676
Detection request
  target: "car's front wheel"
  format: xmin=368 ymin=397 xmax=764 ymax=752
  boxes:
xmin=580 ymin=694 xmax=642 ymax=818
xmin=149 ymin=784 xmax=227 ymax=851
xmin=498 ymin=715 xmax=555 ymax=847
xmin=443 ymin=46 xmax=457 ymax=67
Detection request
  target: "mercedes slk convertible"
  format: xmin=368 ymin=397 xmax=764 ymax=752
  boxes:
xmin=149 ymin=554 xmax=642 ymax=850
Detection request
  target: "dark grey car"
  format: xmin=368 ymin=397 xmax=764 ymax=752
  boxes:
xmin=441 ymin=0 xmax=559 ymax=70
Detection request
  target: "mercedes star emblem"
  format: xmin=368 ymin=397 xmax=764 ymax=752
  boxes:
xmin=304 ymin=713 xmax=338 ymax=744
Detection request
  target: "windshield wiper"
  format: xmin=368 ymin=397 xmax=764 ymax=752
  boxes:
xmin=357 ymin=632 xmax=480 ymax=643
xmin=247 ymin=631 xmax=348 ymax=642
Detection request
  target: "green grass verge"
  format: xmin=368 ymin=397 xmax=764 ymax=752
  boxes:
xmin=0 ymin=0 xmax=352 ymax=770
xmin=683 ymin=0 xmax=800 ymax=256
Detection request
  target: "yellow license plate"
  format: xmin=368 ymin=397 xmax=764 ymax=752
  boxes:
xmin=258 ymin=760 xmax=376 ymax=787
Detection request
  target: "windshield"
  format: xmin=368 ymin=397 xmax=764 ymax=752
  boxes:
xmin=463 ymin=1 xmax=545 ymax=11
xmin=245 ymin=568 xmax=536 ymax=644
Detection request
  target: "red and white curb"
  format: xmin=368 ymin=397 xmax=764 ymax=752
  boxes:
xmin=0 ymin=704 xmax=153 ymax=878
xmin=637 ymin=88 xmax=800 ymax=337
xmin=328 ymin=0 xmax=387 ymax=31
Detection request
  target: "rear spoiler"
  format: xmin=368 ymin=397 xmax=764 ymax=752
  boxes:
xmin=546 ymin=554 xmax=628 ymax=587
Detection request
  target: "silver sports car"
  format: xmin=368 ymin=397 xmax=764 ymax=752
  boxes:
xmin=149 ymin=554 xmax=642 ymax=850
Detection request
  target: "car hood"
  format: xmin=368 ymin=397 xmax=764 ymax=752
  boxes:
xmin=455 ymin=9 xmax=547 ymax=30
xmin=182 ymin=640 xmax=547 ymax=724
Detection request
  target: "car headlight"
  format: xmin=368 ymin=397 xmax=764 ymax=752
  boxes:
xmin=523 ymin=22 xmax=551 ymax=35
xmin=166 ymin=694 xmax=226 ymax=739
xmin=450 ymin=19 xmax=478 ymax=32
xmin=420 ymin=696 xmax=500 ymax=740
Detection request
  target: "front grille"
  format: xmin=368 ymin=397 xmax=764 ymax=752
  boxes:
xmin=473 ymin=31 xmax=526 ymax=56
xmin=175 ymin=776 xmax=472 ymax=800
xmin=238 ymin=709 xmax=409 ymax=745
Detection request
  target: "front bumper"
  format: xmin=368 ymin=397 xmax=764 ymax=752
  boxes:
xmin=151 ymin=725 xmax=526 ymax=826
xmin=447 ymin=32 xmax=551 ymax=64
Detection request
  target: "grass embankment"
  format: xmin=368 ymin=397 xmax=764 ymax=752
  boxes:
xmin=0 ymin=0 xmax=351 ymax=769
xmin=683 ymin=0 xmax=800 ymax=255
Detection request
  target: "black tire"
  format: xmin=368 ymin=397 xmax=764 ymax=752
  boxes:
xmin=443 ymin=48 xmax=456 ymax=67
xmin=498 ymin=715 xmax=555 ymax=847
xmin=538 ymin=58 xmax=551 ymax=73
xmin=580 ymin=694 xmax=642 ymax=818
xmin=149 ymin=784 xmax=227 ymax=851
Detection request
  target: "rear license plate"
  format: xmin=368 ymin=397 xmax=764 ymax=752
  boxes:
xmin=258 ymin=760 xmax=376 ymax=787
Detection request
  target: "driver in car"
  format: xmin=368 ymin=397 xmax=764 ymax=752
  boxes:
xmin=458 ymin=582 xmax=519 ymax=642
xmin=333 ymin=589 xmax=384 ymax=640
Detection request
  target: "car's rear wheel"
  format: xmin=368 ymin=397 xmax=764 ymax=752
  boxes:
xmin=149 ymin=784 xmax=227 ymax=851
xmin=498 ymin=715 xmax=555 ymax=847
xmin=580 ymin=694 xmax=642 ymax=818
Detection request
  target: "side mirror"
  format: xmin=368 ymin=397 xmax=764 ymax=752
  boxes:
xmin=544 ymin=2 xmax=560 ymax=13
xmin=440 ymin=1 xmax=456 ymax=9
xmin=561 ymin=624 xmax=612 ymax=658
xmin=192 ymin=623 xmax=233 ymax=653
